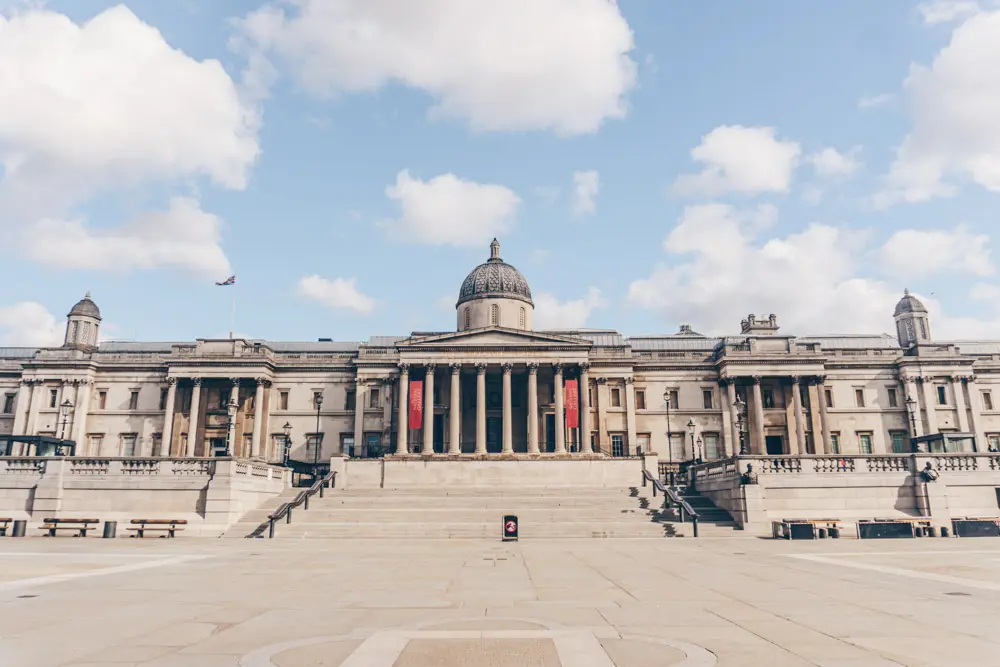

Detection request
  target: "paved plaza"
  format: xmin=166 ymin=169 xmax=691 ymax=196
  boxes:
xmin=0 ymin=537 xmax=998 ymax=666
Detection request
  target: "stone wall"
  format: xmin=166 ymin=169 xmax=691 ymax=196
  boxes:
xmin=0 ymin=457 xmax=289 ymax=536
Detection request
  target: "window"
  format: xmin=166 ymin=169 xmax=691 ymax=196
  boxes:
xmin=218 ymin=391 xmax=228 ymax=409
xmin=824 ymin=388 xmax=833 ymax=408
xmin=988 ymin=433 xmax=1000 ymax=451
xmin=88 ymin=435 xmax=104 ymax=456
xmin=890 ymin=431 xmax=908 ymax=454
xmin=858 ymin=432 xmax=873 ymax=454
xmin=519 ymin=307 xmax=526 ymax=329
xmin=81 ymin=322 xmax=91 ymax=344
xmin=279 ymin=391 xmax=289 ymax=411
xmin=635 ymin=390 xmax=646 ymax=410
xmin=937 ymin=385 xmax=947 ymax=405
xmin=669 ymin=433 xmax=685 ymax=460
xmin=151 ymin=433 xmax=163 ymax=457
xmin=121 ymin=434 xmax=137 ymax=457
xmin=589 ymin=386 xmax=597 ymax=407
xmin=129 ymin=391 xmax=139 ymax=411
xmin=97 ymin=391 xmax=107 ymax=410
xmin=667 ymin=389 xmax=679 ymax=410
xmin=888 ymin=387 xmax=898 ymax=408
xmin=310 ymin=391 xmax=323 ymax=409
xmin=855 ymin=389 xmax=865 ymax=408
xmin=490 ymin=303 xmax=500 ymax=326
xmin=464 ymin=307 xmax=470 ymax=329
xmin=369 ymin=388 xmax=381 ymax=410
xmin=49 ymin=389 xmax=57 ymax=408
xmin=703 ymin=433 xmax=720 ymax=460
xmin=830 ymin=432 xmax=840 ymax=454
xmin=159 ymin=388 xmax=169 ymax=411
xmin=610 ymin=388 xmax=621 ymax=407
xmin=2 ymin=394 xmax=13 ymax=414
xmin=306 ymin=433 xmax=324 ymax=456
xmin=610 ymin=433 xmax=625 ymax=457
xmin=984 ymin=391 xmax=994 ymax=411
xmin=762 ymin=388 xmax=774 ymax=409
xmin=702 ymin=389 xmax=714 ymax=410
xmin=636 ymin=433 xmax=650 ymax=455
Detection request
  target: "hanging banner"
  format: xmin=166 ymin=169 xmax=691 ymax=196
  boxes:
xmin=565 ymin=379 xmax=579 ymax=428
xmin=409 ymin=380 xmax=423 ymax=430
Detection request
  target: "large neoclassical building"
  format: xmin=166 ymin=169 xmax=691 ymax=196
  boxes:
xmin=1 ymin=240 xmax=997 ymax=463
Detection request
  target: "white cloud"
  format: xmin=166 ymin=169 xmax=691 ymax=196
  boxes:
xmin=298 ymin=275 xmax=375 ymax=314
xmin=237 ymin=0 xmax=637 ymax=135
xmin=0 ymin=6 xmax=259 ymax=214
xmin=671 ymin=126 xmax=801 ymax=198
xmin=877 ymin=10 xmax=1000 ymax=206
xmin=807 ymin=147 xmax=861 ymax=178
xmin=918 ymin=0 xmax=981 ymax=24
xmin=21 ymin=197 xmax=231 ymax=277
xmin=534 ymin=288 xmax=607 ymax=330
xmin=880 ymin=225 xmax=993 ymax=278
xmin=382 ymin=170 xmax=520 ymax=246
xmin=571 ymin=170 xmax=600 ymax=217
xmin=0 ymin=302 xmax=62 ymax=346
xmin=858 ymin=93 xmax=893 ymax=109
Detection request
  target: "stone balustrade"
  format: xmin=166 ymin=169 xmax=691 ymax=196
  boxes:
xmin=691 ymin=453 xmax=1000 ymax=482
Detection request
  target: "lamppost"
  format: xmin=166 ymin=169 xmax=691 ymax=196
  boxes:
xmin=687 ymin=419 xmax=697 ymax=462
xmin=663 ymin=390 xmax=673 ymax=464
xmin=905 ymin=396 xmax=918 ymax=452
xmin=696 ymin=436 xmax=703 ymax=463
xmin=313 ymin=393 xmax=323 ymax=480
xmin=734 ymin=394 xmax=748 ymax=455
xmin=225 ymin=399 xmax=238 ymax=456
xmin=282 ymin=421 xmax=292 ymax=466
xmin=58 ymin=399 xmax=73 ymax=440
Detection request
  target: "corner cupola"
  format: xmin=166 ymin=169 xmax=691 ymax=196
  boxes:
xmin=893 ymin=289 xmax=931 ymax=348
xmin=64 ymin=291 xmax=101 ymax=350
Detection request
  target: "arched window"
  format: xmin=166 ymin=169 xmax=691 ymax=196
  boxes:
xmin=519 ymin=307 xmax=526 ymax=329
xmin=464 ymin=307 xmax=470 ymax=329
xmin=81 ymin=322 xmax=91 ymax=344
xmin=70 ymin=321 xmax=79 ymax=343
xmin=490 ymin=304 xmax=500 ymax=326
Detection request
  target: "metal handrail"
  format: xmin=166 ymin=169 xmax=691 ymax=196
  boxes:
xmin=247 ymin=470 xmax=337 ymax=538
xmin=643 ymin=469 xmax=700 ymax=537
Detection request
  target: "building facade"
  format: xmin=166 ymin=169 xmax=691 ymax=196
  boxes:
xmin=2 ymin=241 xmax=999 ymax=463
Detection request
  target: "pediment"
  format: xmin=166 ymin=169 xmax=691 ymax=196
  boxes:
xmin=399 ymin=327 xmax=590 ymax=349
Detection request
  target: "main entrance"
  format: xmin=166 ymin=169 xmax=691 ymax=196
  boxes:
xmin=486 ymin=417 xmax=502 ymax=453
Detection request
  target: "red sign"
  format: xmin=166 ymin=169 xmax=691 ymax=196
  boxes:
xmin=409 ymin=380 xmax=423 ymax=430
xmin=565 ymin=379 xmax=579 ymax=428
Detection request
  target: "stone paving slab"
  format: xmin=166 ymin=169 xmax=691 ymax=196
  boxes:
xmin=0 ymin=537 xmax=997 ymax=665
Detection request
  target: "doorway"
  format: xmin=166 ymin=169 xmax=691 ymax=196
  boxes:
xmin=765 ymin=435 xmax=784 ymax=455
xmin=545 ymin=414 xmax=555 ymax=452
xmin=486 ymin=417 xmax=502 ymax=453
xmin=433 ymin=414 xmax=445 ymax=453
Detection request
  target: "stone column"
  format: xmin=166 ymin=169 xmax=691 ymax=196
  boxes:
xmin=725 ymin=379 xmax=739 ymax=457
xmin=422 ymin=365 xmax=435 ymax=455
xmin=817 ymin=377 xmax=832 ymax=455
xmin=73 ymin=381 xmax=92 ymax=453
xmin=354 ymin=381 xmax=367 ymax=458
xmin=382 ymin=378 xmax=393 ymax=451
xmin=579 ymin=364 xmax=592 ymax=454
xmin=527 ymin=363 xmax=539 ymax=454
xmin=11 ymin=380 xmax=33 ymax=437
xmin=966 ymin=376 xmax=985 ymax=450
xmin=449 ymin=364 xmax=461 ymax=454
xmin=952 ymin=376 xmax=970 ymax=432
xmin=502 ymin=363 xmax=513 ymax=454
xmin=396 ymin=365 xmax=409 ymax=455
xmin=596 ymin=378 xmax=610 ymax=451
xmin=186 ymin=378 xmax=202 ymax=457
xmin=26 ymin=380 xmax=43 ymax=437
xmin=625 ymin=377 xmax=638 ymax=456
xmin=228 ymin=379 xmax=241 ymax=456
xmin=554 ymin=364 xmax=566 ymax=454
xmin=806 ymin=381 xmax=822 ymax=454
xmin=161 ymin=378 xmax=178 ymax=457
xmin=751 ymin=376 xmax=765 ymax=455
xmin=921 ymin=377 xmax=939 ymax=434
xmin=905 ymin=377 xmax=924 ymax=438
xmin=791 ymin=376 xmax=806 ymax=455
xmin=475 ymin=364 xmax=487 ymax=455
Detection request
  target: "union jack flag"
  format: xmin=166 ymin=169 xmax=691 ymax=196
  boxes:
xmin=215 ymin=275 xmax=236 ymax=286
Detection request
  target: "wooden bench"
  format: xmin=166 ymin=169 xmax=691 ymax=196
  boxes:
xmin=39 ymin=518 xmax=98 ymax=537
xmin=773 ymin=518 xmax=843 ymax=540
xmin=127 ymin=519 xmax=187 ymax=538
xmin=953 ymin=517 xmax=1000 ymax=537
xmin=858 ymin=517 xmax=932 ymax=539
xmin=0 ymin=518 xmax=12 ymax=537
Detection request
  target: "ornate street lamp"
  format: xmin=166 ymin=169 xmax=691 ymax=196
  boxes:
xmin=225 ymin=399 xmax=238 ymax=456
xmin=313 ymin=393 xmax=324 ymax=479
xmin=282 ymin=421 xmax=292 ymax=466
xmin=687 ymin=419 xmax=697 ymax=462
xmin=905 ymin=395 xmax=918 ymax=452
xmin=58 ymin=399 xmax=73 ymax=440
xmin=696 ymin=436 xmax=703 ymax=463
xmin=663 ymin=390 xmax=673 ymax=464
xmin=734 ymin=394 xmax=748 ymax=455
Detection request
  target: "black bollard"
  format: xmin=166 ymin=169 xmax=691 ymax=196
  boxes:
xmin=941 ymin=526 xmax=950 ymax=538
xmin=829 ymin=527 xmax=840 ymax=539
xmin=268 ymin=519 xmax=275 ymax=538
xmin=102 ymin=521 xmax=117 ymax=539
xmin=818 ymin=527 xmax=828 ymax=539
xmin=286 ymin=508 xmax=292 ymax=524
xmin=11 ymin=520 xmax=26 ymax=537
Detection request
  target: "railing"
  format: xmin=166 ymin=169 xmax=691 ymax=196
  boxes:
xmin=247 ymin=470 xmax=337 ymax=538
xmin=643 ymin=469 xmax=700 ymax=537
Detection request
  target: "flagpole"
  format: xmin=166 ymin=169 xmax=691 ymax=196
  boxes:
xmin=230 ymin=290 xmax=235 ymax=340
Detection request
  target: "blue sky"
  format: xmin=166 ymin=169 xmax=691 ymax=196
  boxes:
xmin=1 ymin=0 xmax=999 ymax=345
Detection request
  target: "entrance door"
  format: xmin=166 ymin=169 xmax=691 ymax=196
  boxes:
xmin=486 ymin=417 xmax=502 ymax=453
xmin=545 ymin=414 xmax=555 ymax=452
xmin=433 ymin=414 xmax=445 ymax=453
xmin=209 ymin=437 xmax=227 ymax=457
xmin=765 ymin=435 xmax=784 ymax=455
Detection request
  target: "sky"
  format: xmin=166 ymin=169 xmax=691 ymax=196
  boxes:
xmin=2 ymin=0 xmax=1000 ymax=345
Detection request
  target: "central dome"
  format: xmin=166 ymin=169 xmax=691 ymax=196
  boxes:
xmin=457 ymin=239 xmax=533 ymax=307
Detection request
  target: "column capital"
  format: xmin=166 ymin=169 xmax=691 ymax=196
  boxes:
xmin=425 ymin=363 xmax=437 ymax=373
xmin=579 ymin=362 xmax=591 ymax=372
xmin=596 ymin=376 xmax=607 ymax=384
xmin=165 ymin=376 xmax=178 ymax=386
xmin=229 ymin=377 xmax=241 ymax=387
xmin=717 ymin=377 xmax=730 ymax=387
xmin=751 ymin=375 xmax=762 ymax=385
xmin=450 ymin=362 xmax=462 ymax=374
xmin=624 ymin=376 xmax=635 ymax=385
xmin=966 ymin=374 xmax=978 ymax=383
xmin=254 ymin=377 xmax=270 ymax=387
xmin=501 ymin=362 xmax=513 ymax=374
xmin=192 ymin=377 xmax=202 ymax=387
xmin=527 ymin=362 xmax=539 ymax=373
xmin=790 ymin=375 xmax=801 ymax=385
xmin=553 ymin=362 xmax=564 ymax=374
xmin=813 ymin=375 xmax=827 ymax=385
xmin=398 ymin=362 xmax=410 ymax=374
xmin=381 ymin=376 xmax=395 ymax=386
xmin=475 ymin=363 xmax=487 ymax=375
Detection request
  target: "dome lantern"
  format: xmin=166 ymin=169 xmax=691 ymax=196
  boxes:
xmin=456 ymin=239 xmax=534 ymax=331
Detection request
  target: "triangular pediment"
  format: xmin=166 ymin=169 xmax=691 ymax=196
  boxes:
xmin=399 ymin=327 xmax=591 ymax=349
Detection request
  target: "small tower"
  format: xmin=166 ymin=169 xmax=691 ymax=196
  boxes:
xmin=893 ymin=289 xmax=931 ymax=348
xmin=64 ymin=292 xmax=101 ymax=350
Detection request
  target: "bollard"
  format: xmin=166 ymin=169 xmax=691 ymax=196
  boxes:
xmin=268 ymin=519 xmax=275 ymax=538
xmin=286 ymin=508 xmax=292 ymax=524
xmin=829 ymin=527 xmax=841 ymax=539
xmin=11 ymin=520 xmax=26 ymax=537
xmin=304 ymin=494 xmax=310 ymax=511
xmin=320 ymin=484 xmax=325 ymax=499
xmin=102 ymin=521 xmax=117 ymax=539
xmin=928 ymin=526 xmax=939 ymax=538
xmin=692 ymin=518 xmax=699 ymax=538
xmin=941 ymin=526 xmax=950 ymax=538
xmin=818 ymin=527 xmax=828 ymax=539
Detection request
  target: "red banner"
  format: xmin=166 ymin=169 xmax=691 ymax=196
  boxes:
xmin=565 ymin=379 xmax=579 ymax=429
xmin=409 ymin=380 xmax=423 ymax=430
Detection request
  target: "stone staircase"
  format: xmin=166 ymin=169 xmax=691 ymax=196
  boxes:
xmin=653 ymin=486 xmax=737 ymax=537
xmin=224 ymin=482 xmax=738 ymax=539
